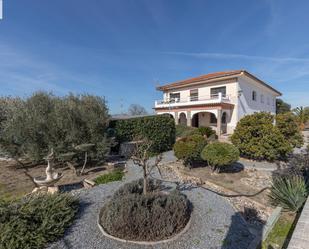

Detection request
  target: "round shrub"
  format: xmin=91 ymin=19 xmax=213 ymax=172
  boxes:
xmin=0 ymin=193 xmax=78 ymax=249
xmin=276 ymin=112 xmax=304 ymax=148
xmin=201 ymin=142 xmax=239 ymax=171
xmin=173 ymin=134 xmax=207 ymax=167
xmin=100 ymin=181 xmax=191 ymax=241
xmin=231 ymin=112 xmax=292 ymax=161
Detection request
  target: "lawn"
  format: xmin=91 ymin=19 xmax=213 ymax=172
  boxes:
xmin=262 ymin=212 xmax=297 ymax=249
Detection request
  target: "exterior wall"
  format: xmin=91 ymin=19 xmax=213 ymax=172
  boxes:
xmin=163 ymin=79 xmax=237 ymax=103
xmin=237 ymin=76 xmax=277 ymax=121
xmin=157 ymin=75 xmax=280 ymax=135
xmin=162 ymin=79 xmax=239 ymax=134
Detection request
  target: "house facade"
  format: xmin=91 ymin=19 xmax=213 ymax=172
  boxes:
xmin=154 ymin=70 xmax=281 ymax=135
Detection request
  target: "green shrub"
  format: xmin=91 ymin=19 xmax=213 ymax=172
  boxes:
xmin=201 ymin=142 xmax=239 ymax=171
xmin=0 ymin=92 xmax=110 ymax=163
xmin=94 ymin=170 xmax=124 ymax=185
xmin=173 ymin=134 xmax=207 ymax=167
xmin=110 ymin=114 xmax=175 ymax=153
xmin=114 ymin=178 xmax=160 ymax=197
xmin=0 ymin=193 xmax=78 ymax=249
xmin=197 ymin=126 xmax=217 ymax=138
xmin=276 ymin=113 xmax=304 ymax=148
xmin=269 ymin=175 xmax=308 ymax=212
xmin=231 ymin=112 xmax=292 ymax=161
xmin=100 ymin=180 xmax=191 ymax=241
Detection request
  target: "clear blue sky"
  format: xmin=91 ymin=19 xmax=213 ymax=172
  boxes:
xmin=0 ymin=0 xmax=308 ymax=113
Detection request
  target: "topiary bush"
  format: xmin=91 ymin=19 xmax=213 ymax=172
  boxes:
xmin=99 ymin=180 xmax=191 ymax=241
xmin=0 ymin=193 xmax=78 ymax=249
xmin=173 ymin=134 xmax=207 ymax=167
xmin=110 ymin=114 xmax=175 ymax=153
xmin=231 ymin=112 xmax=292 ymax=161
xmin=269 ymin=175 xmax=308 ymax=212
xmin=276 ymin=112 xmax=304 ymax=148
xmin=201 ymin=142 xmax=239 ymax=171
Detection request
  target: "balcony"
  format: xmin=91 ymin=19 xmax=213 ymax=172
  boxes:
xmin=155 ymin=92 xmax=231 ymax=109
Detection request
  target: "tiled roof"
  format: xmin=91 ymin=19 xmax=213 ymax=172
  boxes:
xmin=156 ymin=70 xmax=281 ymax=95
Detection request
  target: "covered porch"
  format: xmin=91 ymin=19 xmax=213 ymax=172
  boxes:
xmin=156 ymin=103 xmax=234 ymax=136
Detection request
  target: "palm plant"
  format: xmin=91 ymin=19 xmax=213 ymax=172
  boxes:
xmin=269 ymin=175 xmax=308 ymax=212
xmin=293 ymin=106 xmax=309 ymax=129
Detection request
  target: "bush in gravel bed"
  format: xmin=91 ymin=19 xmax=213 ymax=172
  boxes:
xmin=173 ymin=134 xmax=208 ymax=167
xmin=113 ymin=178 xmax=160 ymax=197
xmin=231 ymin=112 xmax=292 ymax=161
xmin=276 ymin=113 xmax=304 ymax=148
xmin=0 ymin=193 xmax=78 ymax=249
xmin=100 ymin=179 xmax=191 ymax=241
xmin=201 ymin=142 xmax=239 ymax=172
xmin=94 ymin=169 xmax=124 ymax=185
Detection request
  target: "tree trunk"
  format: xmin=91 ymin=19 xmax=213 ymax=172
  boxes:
xmin=143 ymin=165 xmax=147 ymax=195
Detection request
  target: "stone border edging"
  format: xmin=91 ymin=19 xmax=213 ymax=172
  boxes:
xmin=97 ymin=208 xmax=192 ymax=245
xmin=287 ymin=196 xmax=309 ymax=249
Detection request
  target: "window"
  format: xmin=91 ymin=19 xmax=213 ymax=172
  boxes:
xmin=169 ymin=92 xmax=180 ymax=102
xmin=210 ymin=113 xmax=217 ymax=124
xmin=252 ymin=91 xmax=257 ymax=101
xmin=261 ymin=94 xmax=264 ymax=103
xmin=211 ymin=86 xmax=226 ymax=97
xmin=190 ymin=89 xmax=198 ymax=101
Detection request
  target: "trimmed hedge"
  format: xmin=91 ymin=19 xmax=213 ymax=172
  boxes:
xmin=110 ymin=115 xmax=175 ymax=153
xmin=173 ymin=134 xmax=207 ymax=167
xmin=201 ymin=142 xmax=239 ymax=171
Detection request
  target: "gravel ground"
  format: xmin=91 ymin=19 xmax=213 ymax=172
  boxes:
xmin=48 ymin=152 xmax=255 ymax=249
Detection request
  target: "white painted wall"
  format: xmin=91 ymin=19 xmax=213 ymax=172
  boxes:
xmin=237 ymin=75 xmax=277 ymax=121
xmin=158 ymin=75 xmax=279 ymax=134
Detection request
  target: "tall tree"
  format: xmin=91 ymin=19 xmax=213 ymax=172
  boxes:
xmin=276 ymin=99 xmax=291 ymax=114
xmin=128 ymin=104 xmax=148 ymax=116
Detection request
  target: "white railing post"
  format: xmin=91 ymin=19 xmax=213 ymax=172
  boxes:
xmin=218 ymin=92 xmax=222 ymax=102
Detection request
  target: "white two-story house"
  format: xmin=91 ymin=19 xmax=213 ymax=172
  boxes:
xmin=154 ymin=70 xmax=281 ymax=135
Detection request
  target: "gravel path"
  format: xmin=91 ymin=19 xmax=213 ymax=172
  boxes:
xmin=48 ymin=152 xmax=255 ymax=249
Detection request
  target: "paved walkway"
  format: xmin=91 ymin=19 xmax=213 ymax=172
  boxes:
xmin=48 ymin=152 xmax=254 ymax=249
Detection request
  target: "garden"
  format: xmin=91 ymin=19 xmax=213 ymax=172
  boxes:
xmin=0 ymin=92 xmax=309 ymax=249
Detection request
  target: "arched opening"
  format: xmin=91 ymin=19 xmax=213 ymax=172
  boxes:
xmin=191 ymin=112 xmax=217 ymax=128
xmin=178 ymin=113 xmax=187 ymax=126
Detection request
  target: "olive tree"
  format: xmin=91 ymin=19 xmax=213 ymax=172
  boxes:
xmin=0 ymin=92 xmax=110 ymax=166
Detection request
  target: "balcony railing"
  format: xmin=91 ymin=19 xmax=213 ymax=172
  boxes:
xmin=155 ymin=92 xmax=230 ymax=108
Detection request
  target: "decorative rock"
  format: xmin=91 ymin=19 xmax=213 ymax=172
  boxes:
xmin=48 ymin=186 xmax=59 ymax=194
xmin=83 ymin=179 xmax=96 ymax=189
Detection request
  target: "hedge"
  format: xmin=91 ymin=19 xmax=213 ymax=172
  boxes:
xmin=110 ymin=115 xmax=175 ymax=153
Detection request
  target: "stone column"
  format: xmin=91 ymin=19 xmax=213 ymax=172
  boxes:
xmin=187 ymin=111 xmax=191 ymax=127
xmin=217 ymin=109 xmax=222 ymax=136
xmin=174 ymin=112 xmax=179 ymax=125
